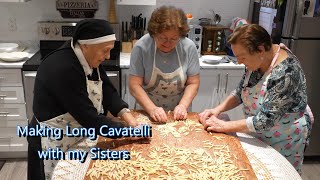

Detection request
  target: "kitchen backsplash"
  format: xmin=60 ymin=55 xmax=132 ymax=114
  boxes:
xmin=0 ymin=0 xmax=250 ymax=43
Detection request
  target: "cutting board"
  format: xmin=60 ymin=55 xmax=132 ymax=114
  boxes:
xmin=84 ymin=111 xmax=257 ymax=179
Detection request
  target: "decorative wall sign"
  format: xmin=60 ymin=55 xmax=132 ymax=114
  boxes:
xmin=56 ymin=0 xmax=98 ymax=18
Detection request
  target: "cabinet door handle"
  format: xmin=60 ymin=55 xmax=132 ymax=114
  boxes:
xmin=24 ymin=72 xmax=37 ymax=77
xmin=124 ymin=74 xmax=127 ymax=95
xmin=225 ymin=73 xmax=229 ymax=93
xmin=0 ymin=136 xmax=12 ymax=140
xmin=217 ymin=73 xmax=221 ymax=93
xmin=106 ymin=73 xmax=118 ymax=77
xmin=0 ymin=94 xmax=7 ymax=99
xmin=0 ymin=112 xmax=9 ymax=116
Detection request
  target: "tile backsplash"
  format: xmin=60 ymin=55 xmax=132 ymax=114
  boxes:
xmin=0 ymin=0 xmax=250 ymax=43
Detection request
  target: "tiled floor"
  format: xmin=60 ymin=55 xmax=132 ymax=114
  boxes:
xmin=0 ymin=159 xmax=319 ymax=179
xmin=302 ymin=159 xmax=320 ymax=180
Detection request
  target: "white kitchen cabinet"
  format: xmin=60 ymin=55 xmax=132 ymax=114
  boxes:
xmin=0 ymin=128 xmax=28 ymax=154
xmin=192 ymin=68 xmax=245 ymax=120
xmin=218 ymin=69 xmax=245 ymax=120
xmin=0 ymin=68 xmax=27 ymax=157
xmin=0 ymin=86 xmax=25 ymax=104
xmin=0 ymin=104 xmax=27 ymax=126
xmin=0 ymin=69 xmax=23 ymax=87
xmin=117 ymin=0 xmax=156 ymax=5
xmin=121 ymin=69 xmax=136 ymax=109
xmin=192 ymin=69 xmax=221 ymax=112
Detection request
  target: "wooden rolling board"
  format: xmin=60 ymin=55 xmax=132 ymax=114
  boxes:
xmin=85 ymin=111 xmax=257 ymax=180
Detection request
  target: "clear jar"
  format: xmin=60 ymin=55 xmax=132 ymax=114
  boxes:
xmin=207 ymin=40 xmax=213 ymax=52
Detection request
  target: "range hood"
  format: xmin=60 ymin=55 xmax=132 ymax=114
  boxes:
xmin=0 ymin=0 xmax=30 ymax=2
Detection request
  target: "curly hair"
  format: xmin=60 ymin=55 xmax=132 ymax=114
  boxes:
xmin=227 ymin=24 xmax=272 ymax=54
xmin=147 ymin=6 xmax=189 ymax=37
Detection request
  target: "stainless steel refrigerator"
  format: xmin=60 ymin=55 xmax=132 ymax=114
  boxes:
xmin=253 ymin=0 xmax=320 ymax=156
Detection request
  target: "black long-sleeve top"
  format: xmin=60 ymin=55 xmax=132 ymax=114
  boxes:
xmin=33 ymin=42 xmax=128 ymax=132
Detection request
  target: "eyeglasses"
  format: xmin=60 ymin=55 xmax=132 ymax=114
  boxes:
xmin=157 ymin=36 xmax=180 ymax=44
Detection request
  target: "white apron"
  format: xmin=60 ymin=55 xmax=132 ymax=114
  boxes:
xmin=36 ymin=42 xmax=103 ymax=180
xmin=137 ymin=44 xmax=187 ymax=111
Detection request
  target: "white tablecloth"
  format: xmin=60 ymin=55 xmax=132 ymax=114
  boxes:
xmin=237 ymin=133 xmax=301 ymax=180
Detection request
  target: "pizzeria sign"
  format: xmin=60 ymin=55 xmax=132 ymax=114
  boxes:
xmin=56 ymin=0 xmax=98 ymax=18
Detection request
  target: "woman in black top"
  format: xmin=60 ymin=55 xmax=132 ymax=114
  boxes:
xmin=28 ymin=19 xmax=139 ymax=180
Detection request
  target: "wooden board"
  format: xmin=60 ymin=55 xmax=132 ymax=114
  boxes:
xmin=84 ymin=111 xmax=257 ymax=180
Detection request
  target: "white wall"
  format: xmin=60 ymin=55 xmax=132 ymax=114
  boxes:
xmin=118 ymin=0 xmax=250 ymax=26
xmin=0 ymin=0 xmax=108 ymax=43
xmin=0 ymin=0 xmax=250 ymax=44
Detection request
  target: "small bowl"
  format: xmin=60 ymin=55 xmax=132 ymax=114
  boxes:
xmin=0 ymin=43 xmax=19 ymax=53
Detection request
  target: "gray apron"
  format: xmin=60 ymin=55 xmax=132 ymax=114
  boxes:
xmin=35 ymin=42 xmax=103 ymax=180
xmin=137 ymin=44 xmax=187 ymax=111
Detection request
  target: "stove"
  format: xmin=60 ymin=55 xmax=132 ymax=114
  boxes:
xmin=22 ymin=41 xmax=121 ymax=71
xmin=23 ymin=21 xmax=121 ymax=71
xmin=22 ymin=21 xmax=122 ymax=122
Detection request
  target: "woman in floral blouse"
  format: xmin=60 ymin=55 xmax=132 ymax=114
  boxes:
xmin=199 ymin=24 xmax=312 ymax=174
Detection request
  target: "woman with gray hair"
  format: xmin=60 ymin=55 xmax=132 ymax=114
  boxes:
xmin=129 ymin=6 xmax=200 ymax=122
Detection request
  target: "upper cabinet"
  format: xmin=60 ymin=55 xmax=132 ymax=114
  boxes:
xmin=0 ymin=0 xmax=30 ymax=2
xmin=117 ymin=0 xmax=156 ymax=5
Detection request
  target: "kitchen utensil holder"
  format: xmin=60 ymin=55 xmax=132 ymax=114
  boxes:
xmin=132 ymin=39 xmax=138 ymax=47
xmin=122 ymin=42 xmax=132 ymax=53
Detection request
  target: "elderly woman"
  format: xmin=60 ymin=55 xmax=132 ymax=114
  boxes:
xmin=28 ymin=19 xmax=140 ymax=180
xmin=199 ymin=24 xmax=312 ymax=174
xmin=129 ymin=6 xmax=200 ymax=122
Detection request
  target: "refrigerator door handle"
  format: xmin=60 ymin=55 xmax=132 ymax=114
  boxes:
xmin=289 ymin=39 xmax=296 ymax=53
xmin=292 ymin=0 xmax=304 ymax=38
xmin=282 ymin=0 xmax=298 ymax=38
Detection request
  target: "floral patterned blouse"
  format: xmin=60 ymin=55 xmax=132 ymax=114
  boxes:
xmin=232 ymin=50 xmax=312 ymax=136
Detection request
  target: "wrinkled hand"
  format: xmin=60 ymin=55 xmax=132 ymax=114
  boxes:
xmin=127 ymin=120 xmax=139 ymax=128
xmin=121 ymin=113 xmax=139 ymax=127
xmin=202 ymin=116 xmax=226 ymax=133
xmin=199 ymin=108 xmax=221 ymax=125
xmin=173 ymin=104 xmax=187 ymax=120
xmin=127 ymin=124 xmax=151 ymax=141
xmin=150 ymin=107 xmax=168 ymax=123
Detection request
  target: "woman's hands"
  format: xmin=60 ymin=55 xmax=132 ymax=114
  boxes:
xmin=173 ymin=104 xmax=188 ymax=120
xmin=200 ymin=116 xmax=227 ymax=133
xmin=120 ymin=112 xmax=140 ymax=127
xmin=150 ymin=107 xmax=168 ymax=123
xmin=198 ymin=108 xmax=221 ymax=125
xmin=199 ymin=108 xmax=227 ymax=133
xmin=149 ymin=104 xmax=188 ymax=122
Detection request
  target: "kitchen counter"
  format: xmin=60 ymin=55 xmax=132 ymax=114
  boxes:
xmin=23 ymin=51 xmax=120 ymax=71
xmin=199 ymin=56 xmax=245 ymax=69
xmin=119 ymin=52 xmax=245 ymax=69
xmin=0 ymin=48 xmax=38 ymax=69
